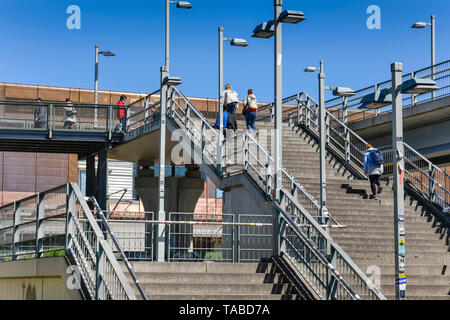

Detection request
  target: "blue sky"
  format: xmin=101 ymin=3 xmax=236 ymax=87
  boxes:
xmin=0 ymin=0 xmax=449 ymax=102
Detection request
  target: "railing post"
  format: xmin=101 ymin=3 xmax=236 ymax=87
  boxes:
xmin=108 ymin=105 xmax=113 ymax=140
xmin=35 ymin=192 xmax=45 ymax=258
xmin=233 ymin=214 xmax=239 ymax=263
xmin=12 ymin=201 xmax=19 ymax=260
xmin=144 ymin=97 xmax=149 ymax=125
xmin=326 ymin=246 xmax=338 ymax=300
xmin=95 ymin=245 xmax=106 ymax=300
xmin=374 ymin=85 xmax=380 ymax=117
xmin=48 ymin=104 xmax=53 ymax=139
xmin=325 ymin=113 xmax=330 ymax=145
xmin=305 ymin=99 xmax=311 ymax=129
xmin=65 ymin=184 xmax=75 ymax=254
xmin=429 ymin=164 xmax=436 ymax=202
xmin=242 ymin=134 xmax=248 ymax=172
xmin=411 ymin=72 xmax=417 ymax=107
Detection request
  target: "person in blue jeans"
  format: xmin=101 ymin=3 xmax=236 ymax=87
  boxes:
xmin=243 ymin=89 xmax=257 ymax=132
xmin=363 ymin=144 xmax=384 ymax=200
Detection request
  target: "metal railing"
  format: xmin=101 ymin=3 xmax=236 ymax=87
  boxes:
xmin=324 ymin=60 xmax=450 ymax=125
xmin=380 ymin=144 xmax=450 ymax=212
xmin=102 ymin=211 xmax=273 ymax=263
xmin=0 ymin=100 xmax=128 ymax=139
xmin=0 ymin=183 xmax=138 ymax=300
xmin=274 ymin=194 xmax=383 ymax=300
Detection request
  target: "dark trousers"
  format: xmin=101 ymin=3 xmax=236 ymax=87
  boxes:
xmin=120 ymin=117 xmax=127 ymax=131
xmin=226 ymin=104 xmax=236 ymax=115
xmin=34 ymin=121 xmax=46 ymax=128
xmin=369 ymin=174 xmax=382 ymax=195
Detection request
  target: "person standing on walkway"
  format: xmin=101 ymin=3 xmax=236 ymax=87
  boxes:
xmin=243 ymin=89 xmax=258 ymax=132
xmin=63 ymin=98 xmax=77 ymax=129
xmin=116 ymin=95 xmax=127 ymax=132
xmin=34 ymin=98 xmax=47 ymax=128
xmin=221 ymin=84 xmax=239 ymax=115
xmin=363 ymin=144 xmax=384 ymax=200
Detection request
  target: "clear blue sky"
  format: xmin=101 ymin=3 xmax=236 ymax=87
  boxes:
xmin=0 ymin=0 xmax=449 ymax=102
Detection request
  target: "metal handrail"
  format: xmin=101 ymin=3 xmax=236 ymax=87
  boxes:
xmin=273 ymin=195 xmax=385 ymax=300
xmin=87 ymin=196 xmax=148 ymax=300
xmin=282 ymin=90 xmax=449 ymax=214
xmin=67 ymin=183 xmax=137 ymax=300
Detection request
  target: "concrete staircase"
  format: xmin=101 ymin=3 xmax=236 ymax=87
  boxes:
xmin=122 ymin=260 xmax=313 ymax=300
xmin=273 ymin=122 xmax=450 ymax=300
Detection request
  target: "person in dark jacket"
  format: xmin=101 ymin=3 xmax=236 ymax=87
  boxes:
xmin=363 ymin=144 xmax=384 ymax=200
xmin=34 ymin=98 xmax=47 ymax=128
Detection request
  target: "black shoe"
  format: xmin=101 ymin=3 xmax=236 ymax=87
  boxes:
xmin=369 ymin=195 xmax=377 ymax=200
xmin=377 ymin=186 xmax=383 ymax=194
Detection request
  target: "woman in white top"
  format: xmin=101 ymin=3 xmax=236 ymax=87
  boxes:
xmin=243 ymin=89 xmax=257 ymax=131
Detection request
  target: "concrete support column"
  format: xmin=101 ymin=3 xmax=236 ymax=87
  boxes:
xmin=86 ymin=155 xmax=96 ymax=199
xmin=134 ymin=165 xmax=204 ymax=261
xmin=97 ymin=150 xmax=108 ymax=212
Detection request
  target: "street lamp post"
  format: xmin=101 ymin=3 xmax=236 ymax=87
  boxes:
xmin=360 ymin=63 xmax=438 ymax=300
xmin=251 ymin=2 xmax=306 ymax=200
xmin=94 ymin=45 xmax=116 ymax=126
xmin=156 ymin=0 xmax=191 ymax=262
xmin=217 ymin=27 xmax=248 ymax=174
xmin=165 ymin=0 xmax=192 ymax=73
xmin=412 ymin=15 xmax=436 ymax=98
xmin=304 ymin=63 xmax=355 ymax=237
xmin=391 ymin=62 xmax=407 ymax=300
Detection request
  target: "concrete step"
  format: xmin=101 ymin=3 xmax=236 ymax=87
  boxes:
xmin=335 ymin=250 xmax=449 ymax=261
xmin=334 ymin=238 xmax=447 ymax=248
xmin=126 ymin=272 xmax=288 ymax=285
xmin=355 ymin=264 xmax=448 ymax=276
xmin=330 ymin=231 xmax=446 ymax=242
xmin=126 ymin=262 xmax=263 ymax=274
xmin=139 ymin=283 xmax=299 ymax=295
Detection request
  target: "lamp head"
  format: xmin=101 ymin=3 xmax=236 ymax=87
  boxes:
xmin=278 ymin=10 xmax=307 ymax=24
xmin=411 ymin=22 xmax=427 ymax=29
xmin=99 ymin=51 xmax=116 ymax=57
xmin=304 ymin=67 xmax=318 ymax=72
xmin=230 ymin=38 xmax=248 ymax=47
xmin=332 ymin=87 xmax=356 ymax=97
xmin=176 ymin=1 xmax=192 ymax=9
xmin=252 ymin=20 xmax=275 ymax=38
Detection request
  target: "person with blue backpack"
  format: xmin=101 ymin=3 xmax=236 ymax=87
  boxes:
xmin=363 ymin=144 xmax=384 ymax=200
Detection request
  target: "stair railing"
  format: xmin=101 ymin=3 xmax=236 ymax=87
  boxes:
xmin=66 ymin=183 xmax=137 ymax=300
xmin=380 ymin=144 xmax=450 ymax=213
xmin=283 ymin=92 xmax=449 ymax=215
xmin=274 ymin=192 xmax=384 ymax=300
xmin=86 ymin=196 xmax=148 ymax=300
xmin=163 ymin=86 xmax=385 ymax=299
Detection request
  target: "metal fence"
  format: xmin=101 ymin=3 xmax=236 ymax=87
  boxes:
xmin=0 ymin=100 xmax=126 ymax=137
xmin=0 ymin=183 xmax=138 ymax=300
xmin=102 ymin=211 xmax=273 ymax=263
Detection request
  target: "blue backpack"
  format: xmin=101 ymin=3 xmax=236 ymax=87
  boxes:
xmin=369 ymin=149 xmax=384 ymax=166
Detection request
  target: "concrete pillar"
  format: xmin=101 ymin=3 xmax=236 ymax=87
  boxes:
xmin=221 ymin=179 xmax=274 ymax=262
xmin=97 ymin=150 xmax=108 ymax=212
xmin=134 ymin=165 xmax=204 ymax=261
